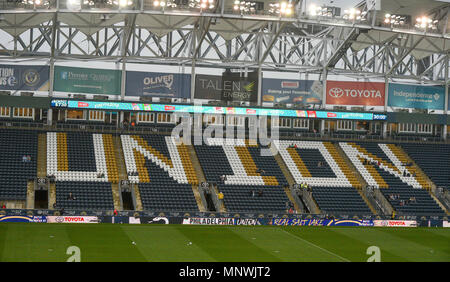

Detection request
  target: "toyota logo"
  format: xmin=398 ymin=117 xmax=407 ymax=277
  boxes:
xmin=329 ymin=87 xmax=344 ymax=98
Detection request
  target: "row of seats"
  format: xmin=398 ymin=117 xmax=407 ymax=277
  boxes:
xmin=0 ymin=129 xmax=37 ymax=200
xmin=402 ymin=143 xmax=450 ymax=191
xmin=55 ymin=181 xmax=114 ymax=210
xmin=312 ymin=187 xmax=372 ymax=214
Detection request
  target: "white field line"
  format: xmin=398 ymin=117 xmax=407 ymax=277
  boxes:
xmin=280 ymin=229 xmax=351 ymax=262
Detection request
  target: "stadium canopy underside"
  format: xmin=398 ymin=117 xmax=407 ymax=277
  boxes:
xmin=0 ymin=0 xmax=448 ymax=84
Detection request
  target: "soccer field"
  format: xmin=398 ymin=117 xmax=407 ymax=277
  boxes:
xmin=0 ymin=223 xmax=449 ymax=262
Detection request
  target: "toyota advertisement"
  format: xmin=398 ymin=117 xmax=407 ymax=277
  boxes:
xmin=326 ymin=81 xmax=385 ymax=106
xmin=46 ymin=216 xmax=99 ymax=223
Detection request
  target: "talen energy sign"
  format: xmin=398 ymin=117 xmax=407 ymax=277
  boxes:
xmin=195 ymin=72 xmax=258 ymax=102
xmin=326 ymin=80 xmax=385 ymax=106
xmin=388 ymin=83 xmax=445 ymax=110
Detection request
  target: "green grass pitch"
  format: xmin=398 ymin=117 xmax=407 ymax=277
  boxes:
xmin=0 ymin=223 xmax=448 ymax=262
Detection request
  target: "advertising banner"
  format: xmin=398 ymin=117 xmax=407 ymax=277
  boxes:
xmin=125 ymin=71 xmax=190 ymax=98
xmin=46 ymin=216 xmax=99 ymax=223
xmin=388 ymin=83 xmax=445 ymax=110
xmin=53 ymin=66 xmax=121 ymax=95
xmin=262 ymin=78 xmax=323 ymax=104
xmin=195 ymin=73 xmax=258 ymax=102
xmin=52 ymin=100 xmax=383 ymax=121
xmin=443 ymin=221 xmax=450 ymax=228
xmin=269 ymin=218 xmax=374 ymax=226
xmin=182 ymin=217 xmax=262 ymax=226
xmin=326 ymin=80 xmax=385 ymax=106
xmin=0 ymin=64 xmax=49 ymax=91
xmin=373 ymin=220 xmax=417 ymax=227
xmin=0 ymin=215 xmax=47 ymax=223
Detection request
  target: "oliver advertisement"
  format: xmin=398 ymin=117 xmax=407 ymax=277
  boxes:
xmin=126 ymin=71 xmax=190 ymax=98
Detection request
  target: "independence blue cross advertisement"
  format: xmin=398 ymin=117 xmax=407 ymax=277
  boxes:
xmin=261 ymin=78 xmax=323 ymax=104
xmin=388 ymin=83 xmax=445 ymax=110
xmin=126 ymin=71 xmax=191 ymax=98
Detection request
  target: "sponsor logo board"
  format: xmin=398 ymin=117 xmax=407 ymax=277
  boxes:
xmin=326 ymin=81 xmax=385 ymax=106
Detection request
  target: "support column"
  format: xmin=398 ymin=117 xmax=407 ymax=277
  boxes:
xmin=320 ymin=120 xmax=325 ymax=135
xmin=444 ymin=57 xmax=449 ymax=140
xmin=47 ymin=58 xmax=55 ymax=126
xmin=384 ymin=76 xmax=389 ymax=112
xmin=322 ymin=68 xmax=327 ymax=110
xmin=120 ymin=59 xmax=127 ymax=101
xmin=257 ymin=67 xmax=262 ymax=106
xmin=382 ymin=122 xmax=387 ymax=139
xmin=190 ymin=63 xmax=196 ymax=102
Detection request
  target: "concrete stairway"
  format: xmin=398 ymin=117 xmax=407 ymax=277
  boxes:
xmin=112 ymin=135 xmax=132 ymax=210
xmin=48 ymin=182 xmax=56 ymax=210
xmin=37 ymin=133 xmax=47 ymax=178
xmin=111 ymin=183 xmax=122 ymax=211
xmin=132 ymin=183 xmax=143 ymax=211
xmin=186 ymin=144 xmax=207 ymax=212
xmin=273 ymin=152 xmax=302 ymax=213
xmin=330 ymin=142 xmax=378 ymax=215
xmin=26 ymin=181 xmax=35 ymax=209
xmin=191 ymin=184 xmax=206 ymax=212
xmin=213 ymin=185 xmax=227 ymax=212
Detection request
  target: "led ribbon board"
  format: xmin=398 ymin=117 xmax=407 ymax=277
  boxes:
xmin=51 ymin=100 xmax=386 ymax=121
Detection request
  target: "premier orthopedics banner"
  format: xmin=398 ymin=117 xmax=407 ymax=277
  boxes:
xmin=51 ymin=99 xmax=385 ymax=121
xmin=125 ymin=71 xmax=190 ymax=98
xmin=0 ymin=64 xmax=49 ymax=91
xmin=326 ymin=80 xmax=385 ymax=106
xmin=262 ymin=78 xmax=323 ymax=104
xmin=53 ymin=66 xmax=121 ymax=95
xmin=388 ymin=83 xmax=445 ymax=110
xmin=195 ymin=73 xmax=258 ymax=102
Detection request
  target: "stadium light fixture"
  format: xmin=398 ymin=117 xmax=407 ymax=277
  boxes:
xmin=233 ymin=1 xmax=257 ymax=15
xmin=384 ymin=13 xmax=407 ymax=27
xmin=308 ymin=4 xmax=335 ymax=17
xmin=343 ymin=8 xmax=366 ymax=21
xmin=268 ymin=1 xmax=294 ymax=17
xmin=415 ymin=16 xmax=438 ymax=30
xmin=186 ymin=0 xmax=215 ymax=10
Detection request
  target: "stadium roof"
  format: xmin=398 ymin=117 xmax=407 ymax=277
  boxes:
xmin=0 ymin=0 xmax=447 ymax=83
